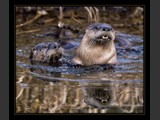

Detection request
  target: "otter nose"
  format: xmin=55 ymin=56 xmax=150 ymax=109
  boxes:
xmin=102 ymin=27 xmax=112 ymax=31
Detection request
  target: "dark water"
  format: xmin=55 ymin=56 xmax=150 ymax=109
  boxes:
xmin=16 ymin=6 xmax=144 ymax=113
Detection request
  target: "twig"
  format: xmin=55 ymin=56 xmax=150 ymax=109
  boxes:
xmin=93 ymin=7 xmax=99 ymax=22
xmin=89 ymin=7 xmax=95 ymax=21
xmin=16 ymin=29 xmax=41 ymax=35
xmin=16 ymin=10 xmax=47 ymax=28
xmin=59 ymin=7 xmax=63 ymax=21
xmin=71 ymin=17 xmax=82 ymax=25
xmin=84 ymin=7 xmax=92 ymax=22
xmin=58 ymin=7 xmax=64 ymax=28
xmin=16 ymin=88 xmax=24 ymax=100
xmin=44 ymin=18 xmax=55 ymax=24
xmin=16 ymin=76 xmax=25 ymax=83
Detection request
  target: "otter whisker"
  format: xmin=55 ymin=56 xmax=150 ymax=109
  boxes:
xmin=90 ymin=39 xmax=96 ymax=47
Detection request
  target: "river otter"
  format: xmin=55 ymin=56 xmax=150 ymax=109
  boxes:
xmin=29 ymin=42 xmax=63 ymax=64
xmin=30 ymin=23 xmax=128 ymax=66
xmin=72 ymin=23 xmax=117 ymax=66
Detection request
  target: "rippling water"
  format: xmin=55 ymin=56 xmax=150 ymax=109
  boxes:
xmin=16 ymin=6 xmax=144 ymax=113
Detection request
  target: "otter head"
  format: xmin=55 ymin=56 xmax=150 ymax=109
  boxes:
xmin=45 ymin=43 xmax=63 ymax=63
xmin=30 ymin=42 xmax=63 ymax=64
xmin=72 ymin=23 xmax=117 ymax=66
xmin=85 ymin=23 xmax=115 ymax=46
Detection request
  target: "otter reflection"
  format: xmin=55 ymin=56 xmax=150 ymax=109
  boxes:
xmin=83 ymin=86 xmax=113 ymax=109
xmin=82 ymin=81 xmax=143 ymax=112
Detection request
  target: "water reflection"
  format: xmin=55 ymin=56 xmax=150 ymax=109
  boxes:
xmin=82 ymin=83 xmax=143 ymax=113
xmin=16 ymin=72 xmax=143 ymax=113
xmin=78 ymin=69 xmax=143 ymax=113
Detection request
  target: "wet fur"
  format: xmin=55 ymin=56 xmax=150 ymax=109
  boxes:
xmin=73 ymin=24 xmax=117 ymax=66
xmin=30 ymin=42 xmax=63 ymax=64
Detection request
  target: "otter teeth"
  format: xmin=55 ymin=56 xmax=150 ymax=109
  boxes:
xmin=102 ymin=36 xmax=108 ymax=39
xmin=96 ymin=35 xmax=111 ymax=42
xmin=102 ymin=35 xmax=111 ymax=40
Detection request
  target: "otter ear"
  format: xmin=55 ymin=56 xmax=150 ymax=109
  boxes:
xmin=72 ymin=57 xmax=83 ymax=65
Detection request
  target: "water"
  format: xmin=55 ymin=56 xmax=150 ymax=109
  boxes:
xmin=16 ymin=6 xmax=144 ymax=113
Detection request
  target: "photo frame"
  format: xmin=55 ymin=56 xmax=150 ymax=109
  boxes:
xmin=10 ymin=0 xmax=150 ymax=119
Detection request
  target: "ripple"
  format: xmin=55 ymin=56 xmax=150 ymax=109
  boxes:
xmin=29 ymin=71 xmax=143 ymax=84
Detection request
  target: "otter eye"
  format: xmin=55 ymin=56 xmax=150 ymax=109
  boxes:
xmin=54 ymin=45 xmax=57 ymax=49
xmin=53 ymin=44 xmax=60 ymax=49
xmin=94 ymin=26 xmax=99 ymax=30
xmin=102 ymin=28 xmax=112 ymax=31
